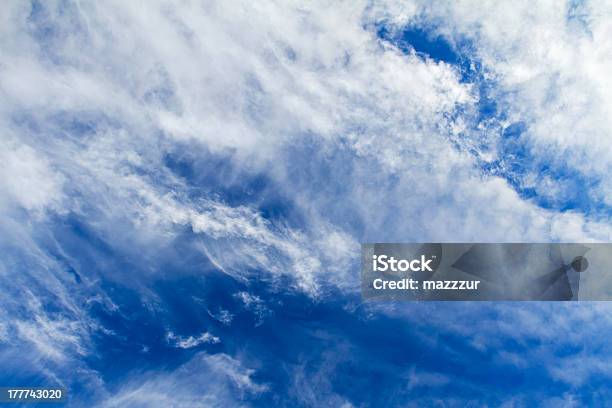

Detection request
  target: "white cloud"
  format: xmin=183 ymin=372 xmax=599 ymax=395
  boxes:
xmin=208 ymin=308 xmax=234 ymax=326
xmin=406 ymin=366 xmax=450 ymax=390
xmin=0 ymin=137 xmax=64 ymax=213
xmin=234 ymin=291 xmax=272 ymax=327
xmin=166 ymin=330 xmax=220 ymax=349
xmin=373 ymin=0 xmax=612 ymax=210
xmin=102 ymin=352 xmax=267 ymax=408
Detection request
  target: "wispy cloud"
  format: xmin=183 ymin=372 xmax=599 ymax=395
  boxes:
xmin=166 ymin=330 xmax=220 ymax=349
xmin=102 ymin=352 xmax=267 ymax=408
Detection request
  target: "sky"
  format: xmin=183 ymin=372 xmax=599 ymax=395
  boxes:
xmin=0 ymin=0 xmax=612 ymax=406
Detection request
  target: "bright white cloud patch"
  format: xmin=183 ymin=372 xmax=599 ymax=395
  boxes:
xmin=166 ymin=330 xmax=220 ymax=349
xmin=372 ymin=0 xmax=612 ymax=216
xmin=0 ymin=138 xmax=64 ymax=213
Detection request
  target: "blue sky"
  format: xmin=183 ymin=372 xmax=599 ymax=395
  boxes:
xmin=1 ymin=0 xmax=612 ymax=407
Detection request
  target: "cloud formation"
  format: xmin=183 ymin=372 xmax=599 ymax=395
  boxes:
xmin=0 ymin=0 xmax=611 ymax=406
